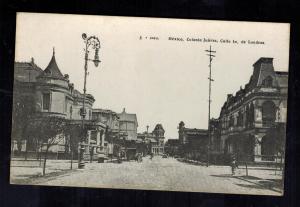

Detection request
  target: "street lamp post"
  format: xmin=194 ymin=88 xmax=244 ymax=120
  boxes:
xmin=78 ymin=33 xmax=101 ymax=169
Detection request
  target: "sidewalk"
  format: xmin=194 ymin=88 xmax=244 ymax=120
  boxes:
xmin=210 ymin=165 xmax=283 ymax=194
xmin=236 ymin=166 xmax=283 ymax=193
xmin=177 ymin=158 xmax=283 ymax=193
xmin=10 ymin=159 xmax=78 ymax=184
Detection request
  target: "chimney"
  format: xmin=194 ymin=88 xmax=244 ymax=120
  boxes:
xmin=123 ymin=108 xmax=126 ymax=113
xmin=31 ymin=57 xmax=34 ymax=64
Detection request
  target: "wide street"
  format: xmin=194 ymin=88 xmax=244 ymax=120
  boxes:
xmin=12 ymin=156 xmax=283 ymax=196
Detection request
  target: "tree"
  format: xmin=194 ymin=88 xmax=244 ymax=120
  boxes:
xmin=11 ymin=94 xmax=35 ymax=157
xmin=64 ymin=123 xmax=87 ymax=169
xmin=27 ymin=115 xmax=67 ymax=175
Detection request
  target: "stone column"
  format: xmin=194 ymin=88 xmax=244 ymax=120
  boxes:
xmin=22 ymin=139 xmax=27 ymax=152
xmin=86 ymin=130 xmax=91 ymax=153
xmin=101 ymin=130 xmax=105 ymax=147
xmin=96 ymin=130 xmax=101 ymax=146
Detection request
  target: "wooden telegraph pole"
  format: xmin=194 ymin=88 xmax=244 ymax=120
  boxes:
xmin=205 ymin=45 xmax=216 ymax=167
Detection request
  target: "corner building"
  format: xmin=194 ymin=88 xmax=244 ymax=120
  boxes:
xmin=12 ymin=50 xmax=106 ymax=157
xmin=218 ymin=57 xmax=288 ymax=162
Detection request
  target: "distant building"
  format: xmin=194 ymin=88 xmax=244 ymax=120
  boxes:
xmin=92 ymin=109 xmax=119 ymax=129
xmin=118 ymin=108 xmax=138 ymax=140
xmin=216 ymin=57 xmax=288 ymax=162
xmin=209 ymin=119 xmax=221 ymax=150
xmin=91 ymin=108 xmax=120 ymax=146
xmin=178 ymin=121 xmax=208 ymax=145
xmin=151 ymin=124 xmax=165 ymax=154
xmin=178 ymin=121 xmax=208 ymax=160
xmin=164 ymin=139 xmax=180 ymax=156
xmin=137 ymin=124 xmax=165 ymax=155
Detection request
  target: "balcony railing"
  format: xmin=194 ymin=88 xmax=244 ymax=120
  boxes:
xmin=262 ymin=120 xmax=275 ymax=127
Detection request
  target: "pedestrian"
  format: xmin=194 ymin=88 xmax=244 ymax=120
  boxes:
xmin=230 ymin=154 xmax=237 ymax=175
xmin=150 ymin=152 xmax=153 ymax=160
xmin=135 ymin=153 xmax=139 ymax=162
xmin=89 ymin=146 xmax=94 ymax=163
xmin=137 ymin=153 xmax=142 ymax=163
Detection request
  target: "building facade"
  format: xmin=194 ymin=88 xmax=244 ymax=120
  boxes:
xmin=12 ymin=50 xmax=106 ymax=158
xmin=91 ymin=108 xmax=120 ymax=145
xmin=137 ymin=124 xmax=165 ymax=155
xmin=164 ymin=139 xmax=180 ymax=156
xmin=216 ymin=57 xmax=288 ymax=162
xmin=151 ymin=124 xmax=165 ymax=154
xmin=178 ymin=121 xmax=208 ymax=160
xmin=117 ymin=108 xmax=138 ymax=140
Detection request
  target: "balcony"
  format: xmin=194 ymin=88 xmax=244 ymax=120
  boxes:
xmin=262 ymin=120 xmax=275 ymax=128
xmin=221 ymin=125 xmax=245 ymax=135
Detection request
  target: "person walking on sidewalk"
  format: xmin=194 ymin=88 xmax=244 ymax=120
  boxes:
xmin=149 ymin=152 xmax=154 ymax=160
xmin=230 ymin=154 xmax=237 ymax=176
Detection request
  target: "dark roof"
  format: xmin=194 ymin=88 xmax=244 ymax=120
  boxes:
xmin=166 ymin=139 xmax=180 ymax=145
xmin=153 ymin=123 xmax=165 ymax=132
xmin=275 ymin=71 xmax=288 ymax=88
xmin=218 ymin=57 xmax=289 ymax=118
xmin=14 ymin=61 xmax=43 ymax=82
xmin=37 ymin=50 xmax=65 ymax=80
xmin=249 ymin=57 xmax=277 ymax=89
xmin=92 ymin=108 xmax=118 ymax=115
xmin=184 ymin=128 xmax=208 ymax=136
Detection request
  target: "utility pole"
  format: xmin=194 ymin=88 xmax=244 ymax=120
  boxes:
xmin=205 ymin=45 xmax=216 ymax=167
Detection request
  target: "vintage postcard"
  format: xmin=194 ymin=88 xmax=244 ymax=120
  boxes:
xmin=10 ymin=12 xmax=289 ymax=195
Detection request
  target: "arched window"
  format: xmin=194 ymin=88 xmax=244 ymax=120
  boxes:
xmin=262 ymin=76 xmax=273 ymax=87
xmin=237 ymin=111 xmax=243 ymax=126
xmin=229 ymin=115 xmax=234 ymax=127
xmin=249 ymin=103 xmax=255 ymax=127
xmin=246 ymin=103 xmax=255 ymax=128
xmin=245 ymin=105 xmax=250 ymax=128
xmin=262 ymin=101 xmax=276 ymax=127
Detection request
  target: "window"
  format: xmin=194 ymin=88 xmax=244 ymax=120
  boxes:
xmin=42 ymin=93 xmax=50 ymax=110
xmin=262 ymin=76 xmax=273 ymax=87
xmin=246 ymin=104 xmax=255 ymax=128
xmin=120 ymin=122 xmax=127 ymax=130
xmin=237 ymin=111 xmax=243 ymax=127
xmin=262 ymin=101 xmax=276 ymax=127
xmin=65 ymin=97 xmax=68 ymax=112
xmin=229 ymin=115 xmax=234 ymax=127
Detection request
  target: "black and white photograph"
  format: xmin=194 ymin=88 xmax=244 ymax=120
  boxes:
xmin=10 ymin=12 xmax=289 ymax=196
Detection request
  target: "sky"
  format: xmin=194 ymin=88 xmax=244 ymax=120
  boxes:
xmin=15 ymin=13 xmax=290 ymax=139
